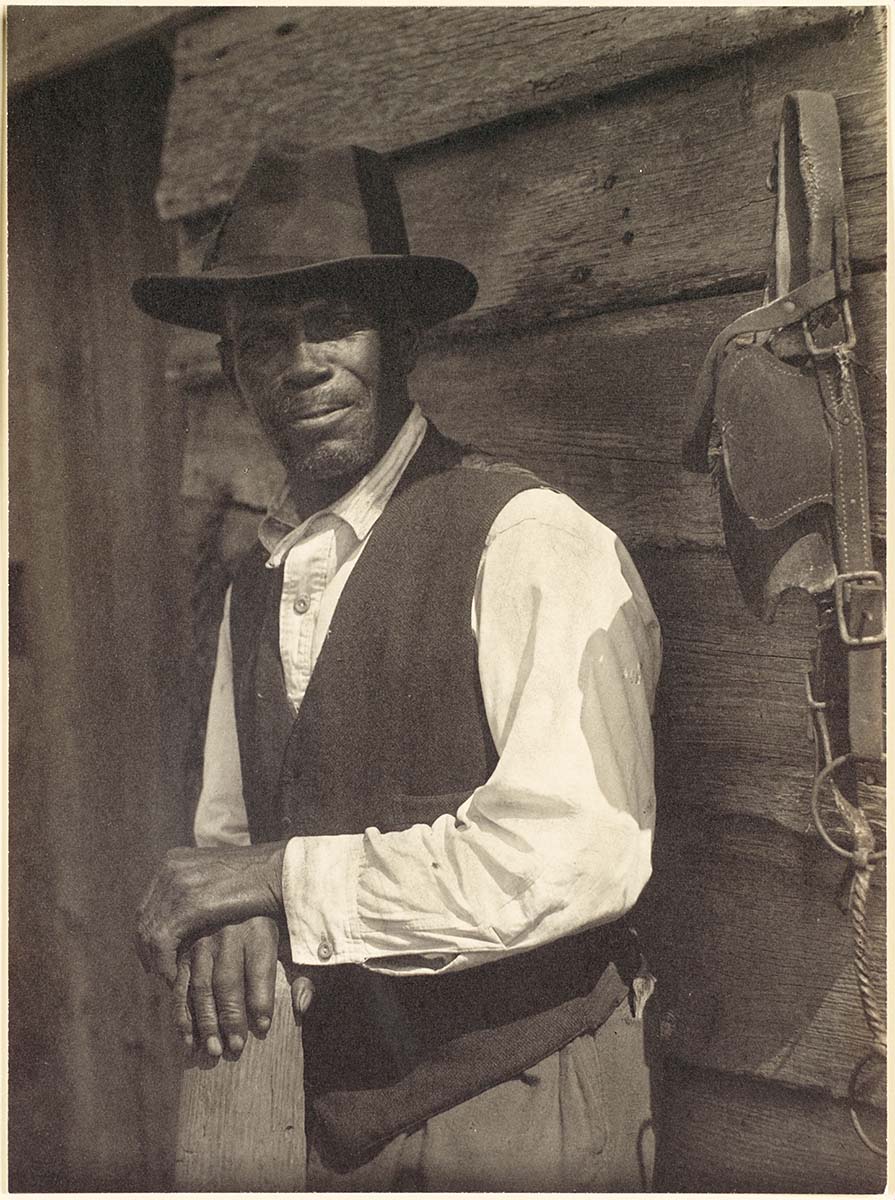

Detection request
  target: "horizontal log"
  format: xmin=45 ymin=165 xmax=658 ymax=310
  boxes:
xmin=165 ymin=12 xmax=885 ymax=338
xmin=637 ymin=808 xmax=886 ymax=1104
xmin=654 ymin=1057 xmax=886 ymax=1191
xmin=8 ymin=6 xmax=192 ymax=93
xmin=636 ymin=547 xmax=816 ymax=658
xmin=396 ymin=13 xmax=885 ymax=333
xmin=168 ymin=273 xmax=885 ymax=546
xmin=157 ymin=6 xmax=859 ymax=220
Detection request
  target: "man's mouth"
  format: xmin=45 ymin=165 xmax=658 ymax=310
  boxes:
xmin=274 ymin=393 xmax=352 ymax=429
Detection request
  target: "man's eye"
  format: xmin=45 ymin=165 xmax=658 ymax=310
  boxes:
xmin=307 ymin=312 xmax=363 ymax=341
xmin=238 ymin=326 xmax=286 ymax=353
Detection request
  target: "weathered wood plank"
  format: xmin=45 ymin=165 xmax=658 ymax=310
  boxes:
xmin=7 ymin=6 xmax=192 ymax=93
xmin=640 ymin=546 xmax=884 ymax=840
xmin=166 ymin=272 xmax=885 ymax=546
xmin=395 ymin=12 xmax=885 ymax=333
xmin=158 ymin=6 xmax=863 ymax=221
xmin=163 ymin=10 xmax=885 ymax=337
xmin=639 ymin=808 xmax=886 ymax=1104
xmin=176 ymin=963 xmax=305 ymax=1191
xmin=654 ymin=1057 xmax=886 ymax=1191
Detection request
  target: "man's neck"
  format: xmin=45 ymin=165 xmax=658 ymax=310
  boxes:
xmin=285 ymin=393 xmax=413 ymax=519
xmin=287 ymin=469 xmax=367 ymax=518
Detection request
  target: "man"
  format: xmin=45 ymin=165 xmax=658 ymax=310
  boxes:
xmin=134 ymin=144 xmax=661 ymax=1191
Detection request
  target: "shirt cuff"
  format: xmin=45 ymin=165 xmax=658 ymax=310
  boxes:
xmin=282 ymin=834 xmax=463 ymax=975
xmin=282 ymin=834 xmax=367 ymax=966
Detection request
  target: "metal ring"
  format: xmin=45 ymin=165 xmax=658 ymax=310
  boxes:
xmin=848 ymin=1051 xmax=887 ymax=1158
xmin=810 ymin=754 xmax=887 ymax=863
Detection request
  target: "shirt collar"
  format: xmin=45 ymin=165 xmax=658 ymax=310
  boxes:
xmin=259 ymin=404 xmax=428 ymax=566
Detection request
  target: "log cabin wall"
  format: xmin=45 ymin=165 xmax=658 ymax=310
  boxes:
xmin=28 ymin=5 xmax=880 ymax=1191
xmin=157 ymin=8 xmax=887 ymax=1190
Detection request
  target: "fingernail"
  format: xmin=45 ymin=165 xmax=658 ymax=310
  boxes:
xmin=255 ymin=1016 xmax=271 ymax=1034
xmin=298 ymin=982 xmax=314 ymax=1014
xmin=181 ymin=1033 xmax=194 ymax=1049
xmin=206 ymin=1036 xmax=223 ymax=1057
xmin=227 ymin=1035 xmax=245 ymax=1054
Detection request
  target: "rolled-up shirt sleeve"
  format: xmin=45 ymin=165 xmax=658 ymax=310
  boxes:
xmin=283 ymin=489 xmax=661 ymax=975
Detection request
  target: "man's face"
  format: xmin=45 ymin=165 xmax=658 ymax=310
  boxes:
xmin=226 ymin=293 xmax=410 ymax=486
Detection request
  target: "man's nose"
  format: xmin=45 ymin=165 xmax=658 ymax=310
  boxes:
xmin=286 ymin=336 xmax=332 ymax=389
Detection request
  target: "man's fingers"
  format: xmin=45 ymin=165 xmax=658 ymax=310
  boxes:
xmin=173 ymin=956 xmax=194 ymax=1049
xmin=164 ymin=920 xmax=283 ymax=1058
xmin=290 ymin=974 xmax=316 ymax=1019
xmin=189 ymin=940 xmax=223 ymax=1058
xmin=212 ymin=932 xmax=248 ymax=1055
xmin=244 ymin=917 xmax=279 ymax=1036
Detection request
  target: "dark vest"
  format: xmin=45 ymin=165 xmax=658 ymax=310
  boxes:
xmin=229 ymin=427 xmax=636 ymax=1167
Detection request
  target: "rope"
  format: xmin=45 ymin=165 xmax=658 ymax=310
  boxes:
xmin=849 ymin=854 xmax=886 ymax=1056
xmin=808 ymin=686 xmax=886 ymax=1157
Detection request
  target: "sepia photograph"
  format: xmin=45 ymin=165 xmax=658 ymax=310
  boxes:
xmin=7 ymin=4 xmax=887 ymax=1191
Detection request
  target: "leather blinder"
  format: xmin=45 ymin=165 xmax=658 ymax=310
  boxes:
xmin=716 ymin=343 xmax=833 ymax=530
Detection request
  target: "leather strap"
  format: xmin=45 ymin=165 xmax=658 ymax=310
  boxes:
xmin=771 ymin=92 xmax=851 ymax=299
xmin=683 ymin=271 xmax=838 ymax=472
xmin=683 ymin=90 xmax=883 ymax=764
xmin=780 ymin=93 xmax=882 ymax=764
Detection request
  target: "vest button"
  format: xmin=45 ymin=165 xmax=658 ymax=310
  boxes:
xmin=281 ymin=817 xmax=292 ymax=833
xmin=317 ymin=940 xmax=333 ymax=961
xmin=293 ymin=593 xmax=310 ymax=614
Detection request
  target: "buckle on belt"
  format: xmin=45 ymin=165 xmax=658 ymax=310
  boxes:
xmin=803 ymin=297 xmax=856 ymax=357
xmin=834 ymin=571 xmax=886 ymax=647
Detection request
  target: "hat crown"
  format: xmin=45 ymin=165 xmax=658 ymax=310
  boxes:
xmin=204 ymin=144 xmax=410 ymax=275
xmin=131 ymin=142 xmax=477 ymax=333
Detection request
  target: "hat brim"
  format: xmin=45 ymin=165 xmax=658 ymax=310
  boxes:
xmin=132 ymin=255 xmax=477 ymax=334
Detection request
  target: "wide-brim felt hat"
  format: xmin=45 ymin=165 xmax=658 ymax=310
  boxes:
xmin=132 ymin=144 xmax=478 ymax=334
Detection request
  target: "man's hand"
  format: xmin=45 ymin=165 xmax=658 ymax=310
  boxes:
xmin=174 ymin=916 xmax=279 ymax=1057
xmin=173 ymin=917 xmax=318 ymax=1059
xmin=136 ymin=843 xmax=288 ymax=984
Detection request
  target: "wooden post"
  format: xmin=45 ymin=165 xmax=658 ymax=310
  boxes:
xmin=175 ymin=964 xmax=306 ymax=1190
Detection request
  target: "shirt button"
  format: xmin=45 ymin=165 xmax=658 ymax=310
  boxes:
xmin=293 ymin=594 xmax=310 ymax=615
xmin=317 ymin=940 xmax=333 ymax=961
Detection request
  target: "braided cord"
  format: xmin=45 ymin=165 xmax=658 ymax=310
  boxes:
xmin=807 ymin=678 xmax=886 ymax=1157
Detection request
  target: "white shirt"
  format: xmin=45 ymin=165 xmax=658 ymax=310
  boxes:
xmin=195 ymin=405 xmax=661 ymax=976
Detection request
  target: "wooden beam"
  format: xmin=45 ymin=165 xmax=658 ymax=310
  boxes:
xmin=8 ymin=46 xmax=185 ymax=1188
xmin=157 ymin=6 xmax=862 ymax=221
xmin=175 ymin=964 xmax=306 ymax=1190
xmin=7 ymin=6 xmax=196 ymax=93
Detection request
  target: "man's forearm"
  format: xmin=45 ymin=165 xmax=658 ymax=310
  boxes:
xmin=136 ymin=841 xmax=288 ymax=983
